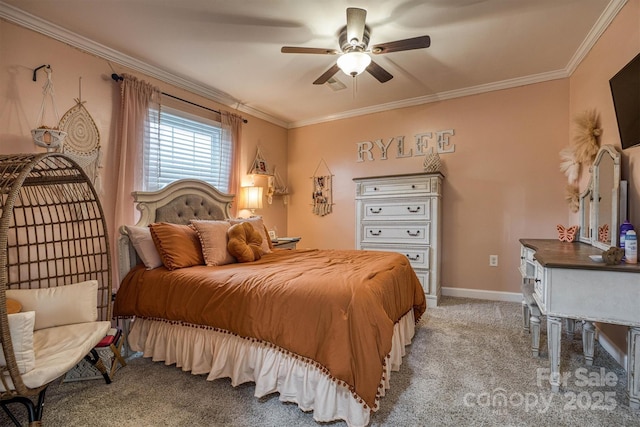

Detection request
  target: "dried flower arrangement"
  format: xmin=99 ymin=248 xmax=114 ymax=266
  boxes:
xmin=572 ymin=109 xmax=601 ymax=164
xmin=565 ymin=184 xmax=580 ymax=213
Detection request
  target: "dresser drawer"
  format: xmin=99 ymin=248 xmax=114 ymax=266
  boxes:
xmin=361 ymin=199 xmax=430 ymax=221
xmin=361 ymin=245 xmax=430 ymax=269
xmin=357 ymin=176 xmax=436 ymax=197
xmin=361 ymin=224 xmax=430 ymax=245
xmin=533 ymin=262 xmax=546 ymax=310
xmin=519 ymin=245 xmax=536 ymax=280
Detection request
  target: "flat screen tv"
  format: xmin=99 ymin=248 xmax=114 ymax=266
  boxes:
xmin=610 ymin=51 xmax=640 ymax=150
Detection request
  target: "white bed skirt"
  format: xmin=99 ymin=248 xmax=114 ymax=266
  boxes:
xmin=128 ymin=310 xmax=417 ymax=427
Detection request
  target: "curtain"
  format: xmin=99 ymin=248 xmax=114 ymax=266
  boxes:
xmin=221 ymin=111 xmax=243 ymax=217
xmin=111 ymin=74 xmax=160 ymax=284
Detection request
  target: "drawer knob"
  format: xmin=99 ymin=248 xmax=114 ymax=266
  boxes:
xmin=373 ymin=187 xmax=378 ymax=191
xmin=406 ymin=230 xmax=421 ymax=237
xmin=407 ymin=206 xmax=421 ymax=213
xmin=369 ymin=207 xmax=382 ymax=214
xmin=411 ymin=184 xmax=416 ymax=189
xmin=406 ymin=254 xmax=420 ymax=261
xmin=369 ymin=230 xmax=382 ymax=236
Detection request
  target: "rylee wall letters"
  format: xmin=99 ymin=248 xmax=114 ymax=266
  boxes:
xmin=356 ymin=129 xmax=455 ymax=162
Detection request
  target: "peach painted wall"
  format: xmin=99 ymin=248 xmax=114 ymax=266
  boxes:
xmin=0 ymin=20 xmax=288 ymax=247
xmin=568 ymin=0 xmax=640 ymax=355
xmin=288 ymin=80 xmax=570 ymax=293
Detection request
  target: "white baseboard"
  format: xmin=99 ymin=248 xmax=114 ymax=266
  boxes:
xmin=442 ymin=286 xmax=522 ymax=303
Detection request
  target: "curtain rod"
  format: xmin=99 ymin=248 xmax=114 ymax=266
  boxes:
xmin=111 ymin=73 xmax=247 ymax=123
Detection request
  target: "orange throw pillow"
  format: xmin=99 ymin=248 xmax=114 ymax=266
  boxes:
xmin=227 ymin=222 xmax=264 ymax=263
xmin=149 ymin=222 xmax=204 ymax=270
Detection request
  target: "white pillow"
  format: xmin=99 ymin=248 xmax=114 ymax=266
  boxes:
xmin=0 ymin=311 xmax=36 ymax=374
xmin=125 ymin=225 xmax=163 ymax=269
xmin=7 ymin=280 xmax=98 ymax=330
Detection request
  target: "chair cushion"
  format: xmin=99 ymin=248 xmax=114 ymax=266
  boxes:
xmin=0 ymin=311 xmax=36 ymax=374
xmin=0 ymin=321 xmax=110 ymax=392
xmin=6 ymin=280 xmax=98 ymax=330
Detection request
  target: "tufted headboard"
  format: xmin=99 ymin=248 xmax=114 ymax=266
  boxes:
xmin=117 ymin=179 xmax=235 ymax=281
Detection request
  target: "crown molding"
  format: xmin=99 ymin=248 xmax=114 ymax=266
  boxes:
xmin=565 ymin=0 xmax=627 ymax=74
xmin=0 ymin=1 xmax=288 ymax=128
xmin=288 ymin=0 xmax=627 ymax=129
xmin=2 ymin=0 xmax=626 ymax=130
xmin=289 ymin=69 xmax=569 ymax=128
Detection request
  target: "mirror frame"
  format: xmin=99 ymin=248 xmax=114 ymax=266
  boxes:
xmin=579 ymin=145 xmax=621 ymax=250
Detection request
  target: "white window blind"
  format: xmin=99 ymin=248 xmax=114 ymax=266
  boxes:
xmin=144 ymin=106 xmax=231 ymax=192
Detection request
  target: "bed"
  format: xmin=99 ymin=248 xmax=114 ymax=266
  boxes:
xmin=113 ymin=179 xmax=426 ymax=427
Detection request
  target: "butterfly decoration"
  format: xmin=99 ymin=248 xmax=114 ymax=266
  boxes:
xmin=557 ymin=224 xmax=578 ymax=243
xmin=598 ymin=224 xmax=609 ymax=242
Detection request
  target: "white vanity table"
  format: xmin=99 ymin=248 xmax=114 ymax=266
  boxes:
xmin=519 ymin=239 xmax=640 ymax=407
xmin=519 ymin=145 xmax=640 ymax=408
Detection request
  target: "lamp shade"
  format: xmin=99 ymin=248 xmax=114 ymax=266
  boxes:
xmin=240 ymin=186 xmax=263 ymax=211
xmin=337 ymin=51 xmax=372 ymax=77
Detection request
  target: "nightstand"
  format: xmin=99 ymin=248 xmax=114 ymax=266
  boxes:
xmin=272 ymin=237 xmax=301 ymax=249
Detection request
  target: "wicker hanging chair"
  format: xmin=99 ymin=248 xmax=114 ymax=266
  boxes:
xmin=0 ymin=153 xmax=112 ymax=426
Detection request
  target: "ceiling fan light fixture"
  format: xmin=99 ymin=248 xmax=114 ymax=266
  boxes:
xmin=337 ymin=51 xmax=371 ymax=77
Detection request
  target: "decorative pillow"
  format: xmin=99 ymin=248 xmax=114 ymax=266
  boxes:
xmin=227 ymin=222 xmax=264 ymax=263
xmin=228 ymin=216 xmax=272 ymax=254
xmin=125 ymin=225 xmax=163 ymax=269
xmin=0 ymin=311 xmax=36 ymax=374
xmin=6 ymin=280 xmax=98 ymax=330
xmin=149 ymin=222 xmax=204 ymax=270
xmin=190 ymin=220 xmax=236 ymax=266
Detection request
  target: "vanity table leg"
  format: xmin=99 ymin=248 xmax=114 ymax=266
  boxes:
xmin=582 ymin=321 xmax=595 ymax=366
xmin=565 ymin=318 xmax=575 ymax=339
xmin=522 ymin=300 xmax=530 ymax=333
xmin=531 ymin=313 xmax=541 ymax=357
xmin=547 ymin=316 xmax=562 ymax=392
xmin=627 ymin=327 xmax=640 ymax=410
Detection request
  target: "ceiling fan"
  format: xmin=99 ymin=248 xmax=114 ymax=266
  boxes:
xmin=281 ymin=7 xmax=431 ymax=85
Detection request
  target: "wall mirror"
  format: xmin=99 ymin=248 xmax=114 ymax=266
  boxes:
xmin=579 ymin=145 xmax=621 ymax=250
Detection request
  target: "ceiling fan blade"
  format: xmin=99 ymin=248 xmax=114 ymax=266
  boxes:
xmin=313 ymin=64 xmax=341 ymax=85
xmin=281 ymin=46 xmax=338 ymax=55
xmin=371 ymin=35 xmax=431 ymax=54
xmin=366 ymin=60 xmax=393 ymax=83
xmin=346 ymin=7 xmax=367 ymax=45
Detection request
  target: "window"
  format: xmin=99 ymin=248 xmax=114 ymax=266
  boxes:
xmin=144 ymin=107 xmax=232 ymax=192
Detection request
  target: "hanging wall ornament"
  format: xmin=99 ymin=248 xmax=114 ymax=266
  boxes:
xmin=565 ymin=184 xmax=580 ymax=213
xmin=573 ymin=109 xmax=601 ymax=164
xmin=311 ymin=159 xmax=333 ymax=217
xmin=58 ymin=77 xmax=102 ymax=191
xmin=32 ymin=65 xmax=67 ymax=151
xmin=559 ymin=146 xmax=580 ymax=184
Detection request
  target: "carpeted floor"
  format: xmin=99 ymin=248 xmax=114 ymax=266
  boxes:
xmin=2 ymin=296 xmax=639 ymax=426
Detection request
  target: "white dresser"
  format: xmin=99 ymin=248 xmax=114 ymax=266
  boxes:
xmin=354 ymin=173 xmax=443 ymax=307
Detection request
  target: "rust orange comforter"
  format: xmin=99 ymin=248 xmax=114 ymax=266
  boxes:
xmin=114 ymin=248 xmax=426 ymax=408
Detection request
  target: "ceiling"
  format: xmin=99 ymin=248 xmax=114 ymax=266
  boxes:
xmin=0 ymin=0 xmax=625 ymax=128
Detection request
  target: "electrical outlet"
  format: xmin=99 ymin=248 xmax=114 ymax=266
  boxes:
xmin=489 ymin=255 xmax=498 ymax=267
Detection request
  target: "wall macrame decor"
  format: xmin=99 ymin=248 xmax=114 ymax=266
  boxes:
xmin=311 ymin=158 xmax=333 ymax=217
xmin=58 ymin=77 xmax=102 ymax=192
xmin=31 ymin=65 xmax=67 ymax=151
